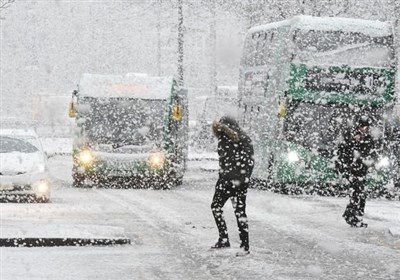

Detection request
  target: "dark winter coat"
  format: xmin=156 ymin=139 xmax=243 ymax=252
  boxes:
xmin=390 ymin=117 xmax=400 ymax=155
xmin=213 ymin=117 xmax=254 ymax=182
xmin=336 ymin=127 xmax=376 ymax=179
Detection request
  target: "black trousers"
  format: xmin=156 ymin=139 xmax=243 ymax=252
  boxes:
xmin=343 ymin=177 xmax=366 ymax=226
xmin=211 ymin=177 xmax=249 ymax=249
xmin=393 ymin=145 xmax=400 ymax=189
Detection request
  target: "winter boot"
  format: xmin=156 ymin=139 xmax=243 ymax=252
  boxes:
xmin=352 ymin=221 xmax=368 ymax=228
xmin=343 ymin=206 xmax=359 ymax=227
xmin=210 ymin=238 xmax=230 ymax=249
xmin=239 ymin=242 xmax=249 ymax=252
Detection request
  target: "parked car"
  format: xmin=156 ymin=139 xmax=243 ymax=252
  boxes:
xmin=0 ymin=129 xmax=51 ymax=202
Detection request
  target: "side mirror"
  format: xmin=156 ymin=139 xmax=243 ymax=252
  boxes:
xmin=172 ymin=104 xmax=183 ymax=121
xmin=278 ymin=103 xmax=287 ymax=118
xmin=69 ymin=101 xmax=77 ymax=118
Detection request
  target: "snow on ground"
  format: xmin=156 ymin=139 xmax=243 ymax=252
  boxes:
xmin=1 ymin=155 xmax=400 ymax=279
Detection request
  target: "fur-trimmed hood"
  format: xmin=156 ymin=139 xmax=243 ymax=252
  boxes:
xmin=212 ymin=116 xmax=240 ymax=142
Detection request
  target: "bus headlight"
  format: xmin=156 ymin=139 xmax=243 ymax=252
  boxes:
xmin=33 ymin=180 xmax=50 ymax=195
xmin=78 ymin=149 xmax=95 ymax=166
xmin=148 ymin=152 xmax=166 ymax=170
xmin=287 ymin=151 xmax=300 ymax=163
xmin=376 ymin=156 xmax=390 ymax=170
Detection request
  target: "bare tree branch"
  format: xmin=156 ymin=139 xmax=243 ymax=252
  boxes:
xmin=0 ymin=0 xmax=15 ymax=19
xmin=0 ymin=0 xmax=15 ymax=10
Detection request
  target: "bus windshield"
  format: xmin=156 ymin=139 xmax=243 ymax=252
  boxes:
xmin=79 ymin=97 xmax=165 ymax=146
xmin=294 ymin=30 xmax=394 ymax=67
xmin=284 ymin=102 xmax=385 ymax=156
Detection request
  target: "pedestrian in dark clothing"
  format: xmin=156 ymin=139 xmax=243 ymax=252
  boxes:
xmin=390 ymin=116 xmax=400 ymax=190
xmin=336 ymin=116 xmax=376 ymax=228
xmin=210 ymin=116 xmax=254 ymax=256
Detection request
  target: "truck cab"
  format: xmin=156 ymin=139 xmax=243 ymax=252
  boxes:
xmin=69 ymin=73 xmax=188 ymax=189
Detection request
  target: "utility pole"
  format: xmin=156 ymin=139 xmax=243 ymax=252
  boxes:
xmin=156 ymin=0 xmax=162 ymax=76
xmin=177 ymin=0 xmax=184 ymax=87
xmin=210 ymin=0 xmax=217 ymax=95
xmin=395 ymin=0 xmax=400 ymax=101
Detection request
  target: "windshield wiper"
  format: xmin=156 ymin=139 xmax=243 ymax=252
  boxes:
xmin=111 ymin=141 xmax=138 ymax=149
xmin=313 ymin=42 xmax=372 ymax=57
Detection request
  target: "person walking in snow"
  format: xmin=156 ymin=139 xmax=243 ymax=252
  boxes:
xmin=390 ymin=115 xmax=400 ymax=190
xmin=336 ymin=116 xmax=376 ymax=228
xmin=210 ymin=116 xmax=254 ymax=256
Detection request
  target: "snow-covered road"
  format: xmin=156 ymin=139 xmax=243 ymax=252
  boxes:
xmin=1 ymin=156 xmax=400 ymax=279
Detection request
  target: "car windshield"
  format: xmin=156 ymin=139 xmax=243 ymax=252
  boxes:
xmin=79 ymin=97 xmax=165 ymax=146
xmin=283 ymin=102 xmax=385 ymax=156
xmin=294 ymin=29 xmax=394 ymax=67
xmin=0 ymin=136 xmax=39 ymax=153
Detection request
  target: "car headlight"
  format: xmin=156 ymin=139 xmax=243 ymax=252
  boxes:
xmin=376 ymin=156 xmax=390 ymax=170
xmin=31 ymin=163 xmax=46 ymax=173
xmin=78 ymin=149 xmax=95 ymax=166
xmin=287 ymin=150 xmax=300 ymax=163
xmin=37 ymin=164 xmax=46 ymax=172
xmin=32 ymin=179 xmax=50 ymax=195
xmin=148 ymin=152 xmax=166 ymax=170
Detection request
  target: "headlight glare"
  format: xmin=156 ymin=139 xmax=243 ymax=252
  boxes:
xmin=287 ymin=151 xmax=300 ymax=163
xmin=376 ymin=156 xmax=390 ymax=169
xmin=148 ymin=152 xmax=165 ymax=170
xmin=78 ymin=149 xmax=95 ymax=166
xmin=31 ymin=163 xmax=46 ymax=173
xmin=33 ymin=180 xmax=50 ymax=195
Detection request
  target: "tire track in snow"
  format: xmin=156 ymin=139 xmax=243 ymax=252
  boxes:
xmin=174 ymin=189 xmax=400 ymax=279
xmin=94 ymin=189 xmax=215 ymax=280
xmin=97 ymin=189 xmax=297 ymax=279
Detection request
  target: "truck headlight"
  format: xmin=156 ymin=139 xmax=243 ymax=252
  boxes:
xmin=287 ymin=150 xmax=300 ymax=163
xmin=376 ymin=156 xmax=390 ymax=170
xmin=78 ymin=149 xmax=95 ymax=166
xmin=33 ymin=180 xmax=50 ymax=195
xmin=148 ymin=152 xmax=165 ymax=170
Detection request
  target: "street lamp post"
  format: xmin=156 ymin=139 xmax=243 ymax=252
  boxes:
xmin=177 ymin=0 xmax=184 ymax=87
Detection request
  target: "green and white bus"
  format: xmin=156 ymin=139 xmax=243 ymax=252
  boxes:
xmin=69 ymin=73 xmax=188 ymax=189
xmin=238 ymin=16 xmax=396 ymax=193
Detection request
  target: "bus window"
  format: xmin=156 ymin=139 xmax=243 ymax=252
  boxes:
xmin=243 ymin=34 xmax=255 ymax=67
xmin=263 ymin=32 xmax=271 ymax=65
xmin=249 ymin=33 xmax=259 ymax=66
xmin=293 ymin=30 xmax=394 ymax=67
xmin=255 ymin=33 xmax=265 ymax=66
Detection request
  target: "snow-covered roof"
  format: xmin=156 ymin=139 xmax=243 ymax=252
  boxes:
xmin=79 ymin=73 xmax=174 ymax=100
xmin=249 ymin=15 xmax=392 ymax=37
xmin=0 ymin=128 xmax=38 ymax=138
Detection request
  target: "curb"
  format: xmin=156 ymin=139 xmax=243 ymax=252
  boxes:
xmin=0 ymin=238 xmax=131 ymax=247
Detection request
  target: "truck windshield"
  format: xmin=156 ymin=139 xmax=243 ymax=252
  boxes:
xmin=79 ymin=97 xmax=165 ymax=146
xmin=294 ymin=29 xmax=394 ymax=67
